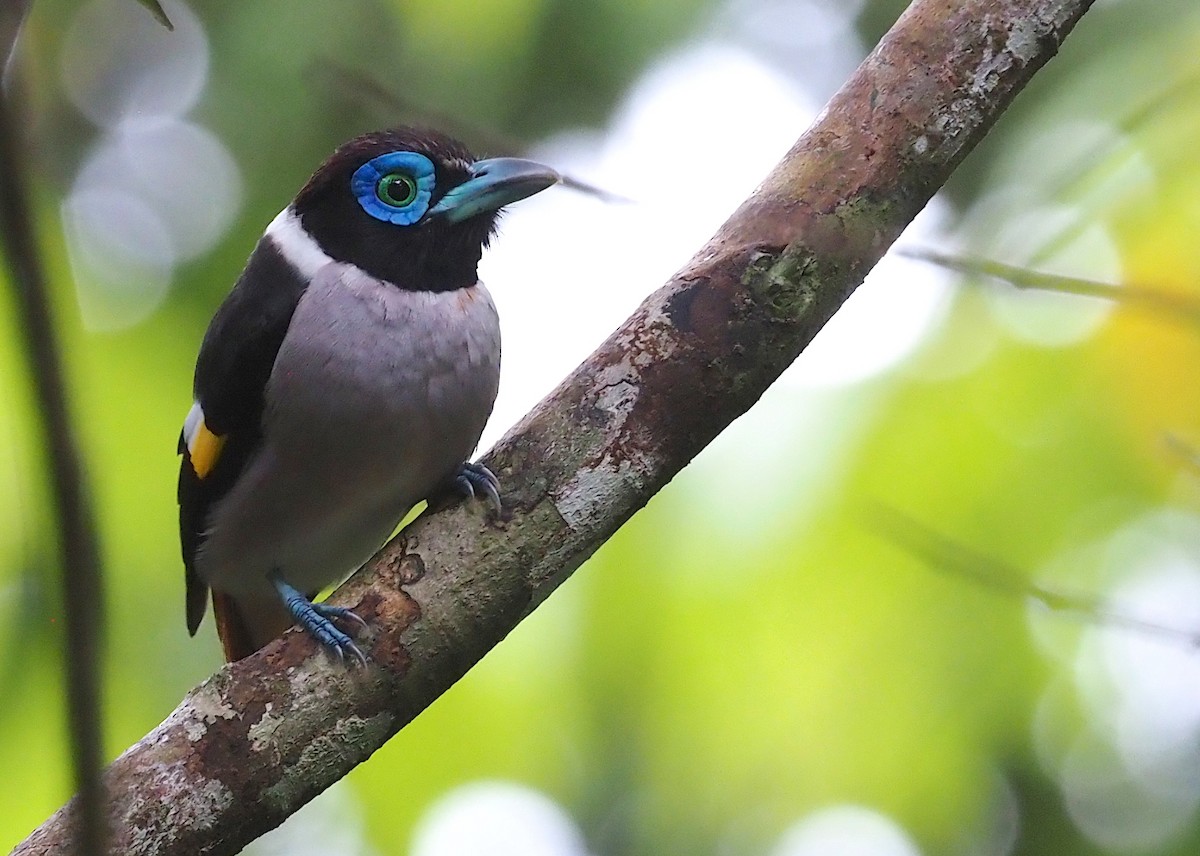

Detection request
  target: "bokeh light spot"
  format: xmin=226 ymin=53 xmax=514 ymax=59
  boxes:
xmin=770 ymin=805 xmax=923 ymax=856
xmin=244 ymin=782 xmax=377 ymax=856
xmin=1032 ymin=510 xmax=1200 ymax=852
xmin=62 ymin=117 xmax=242 ymax=331
xmin=61 ymin=0 xmax=208 ymax=127
xmin=61 ymin=187 xmax=174 ymax=331
xmin=411 ymin=781 xmax=589 ymax=856
xmin=73 ymin=117 xmax=243 ymax=262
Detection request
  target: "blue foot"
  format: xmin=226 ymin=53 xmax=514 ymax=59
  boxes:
xmin=269 ymin=571 xmax=368 ymax=666
xmin=454 ymin=461 xmax=502 ymax=515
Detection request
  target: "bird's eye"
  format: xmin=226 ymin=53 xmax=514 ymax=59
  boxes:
xmin=376 ymin=173 xmax=419 ymax=208
xmin=351 ymin=151 xmax=436 ymax=225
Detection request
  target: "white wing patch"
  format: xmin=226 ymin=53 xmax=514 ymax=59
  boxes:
xmin=183 ymin=401 xmax=204 ymax=452
xmin=182 ymin=401 xmax=225 ymax=479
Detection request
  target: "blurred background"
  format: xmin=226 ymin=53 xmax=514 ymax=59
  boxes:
xmin=3 ymin=0 xmax=1200 ymax=853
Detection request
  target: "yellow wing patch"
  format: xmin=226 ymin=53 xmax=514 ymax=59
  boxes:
xmin=188 ymin=418 xmax=226 ymax=480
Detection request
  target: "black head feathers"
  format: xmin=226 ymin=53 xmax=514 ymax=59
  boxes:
xmin=291 ymin=127 xmax=557 ymax=292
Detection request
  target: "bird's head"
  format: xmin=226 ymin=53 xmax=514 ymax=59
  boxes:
xmin=291 ymin=127 xmax=559 ymax=292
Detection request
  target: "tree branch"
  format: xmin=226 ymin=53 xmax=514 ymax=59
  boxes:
xmin=1 ymin=6 xmax=108 ymax=856
xmin=12 ymin=0 xmax=1096 ymax=852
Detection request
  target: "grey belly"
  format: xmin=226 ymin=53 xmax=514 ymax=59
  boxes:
xmin=196 ymin=265 xmax=500 ymax=597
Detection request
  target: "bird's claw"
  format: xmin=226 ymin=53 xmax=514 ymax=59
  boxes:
xmin=454 ymin=461 xmax=502 ymax=515
xmin=306 ymin=606 xmax=369 ymax=668
xmin=314 ymin=601 xmax=369 ymax=632
xmin=270 ymin=571 xmax=369 ymax=667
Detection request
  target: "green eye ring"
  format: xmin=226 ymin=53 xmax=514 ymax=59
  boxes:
xmin=376 ymin=173 xmax=419 ymax=208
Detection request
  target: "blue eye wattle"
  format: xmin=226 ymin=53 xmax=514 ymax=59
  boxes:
xmin=351 ymin=151 xmax=436 ymax=225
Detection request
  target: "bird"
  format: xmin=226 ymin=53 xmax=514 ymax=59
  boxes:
xmin=177 ymin=127 xmax=559 ymax=664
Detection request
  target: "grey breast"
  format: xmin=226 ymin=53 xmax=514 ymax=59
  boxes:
xmin=197 ymin=263 xmax=501 ymax=595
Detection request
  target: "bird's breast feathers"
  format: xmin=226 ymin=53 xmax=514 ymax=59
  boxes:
xmin=263 ymin=262 xmax=501 ymax=452
xmin=186 ymin=260 xmax=500 ymax=596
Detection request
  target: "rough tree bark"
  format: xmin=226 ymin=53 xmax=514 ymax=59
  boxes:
xmin=13 ymin=0 xmax=1096 ymax=853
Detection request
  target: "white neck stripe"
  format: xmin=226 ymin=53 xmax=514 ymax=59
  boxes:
xmin=264 ymin=207 xmax=336 ymax=280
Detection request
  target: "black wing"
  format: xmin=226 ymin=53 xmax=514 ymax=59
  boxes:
xmin=178 ymin=237 xmax=310 ymax=634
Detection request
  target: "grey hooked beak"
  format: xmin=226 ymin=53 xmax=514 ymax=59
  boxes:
xmin=427 ymin=157 xmax=560 ymax=223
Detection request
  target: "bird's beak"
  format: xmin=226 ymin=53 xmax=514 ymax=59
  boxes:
xmin=428 ymin=157 xmax=560 ymax=223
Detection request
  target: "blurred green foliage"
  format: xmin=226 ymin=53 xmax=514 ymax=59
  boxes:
xmin=3 ymin=0 xmax=1200 ymax=854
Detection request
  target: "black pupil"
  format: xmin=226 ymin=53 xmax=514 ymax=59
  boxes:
xmin=380 ymin=174 xmax=416 ymax=206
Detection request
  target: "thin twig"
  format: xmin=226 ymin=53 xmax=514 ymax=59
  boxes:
xmin=1045 ymin=69 xmax=1200 ymax=203
xmin=0 ymin=8 xmax=107 ymax=856
xmin=1165 ymin=434 xmax=1200 ymax=476
xmin=309 ymin=61 xmax=633 ymax=204
xmin=902 ymin=246 xmax=1200 ymax=323
xmin=866 ymin=504 xmax=1200 ymax=647
xmin=1008 ymin=70 xmax=1200 ymax=265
